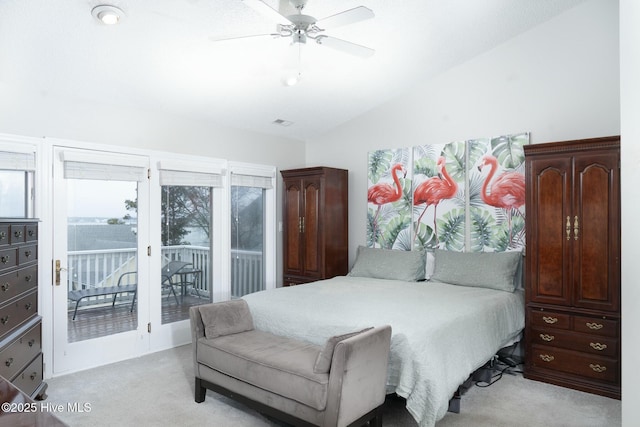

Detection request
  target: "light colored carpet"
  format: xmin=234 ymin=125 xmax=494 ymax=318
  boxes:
xmin=45 ymin=344 xmax=620 ymax=427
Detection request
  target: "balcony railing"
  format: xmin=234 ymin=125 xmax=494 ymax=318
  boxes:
xmin=67 ymin=246 xmax=263 ymax=309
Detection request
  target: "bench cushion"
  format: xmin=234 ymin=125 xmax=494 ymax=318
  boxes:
xmin=199 ymin=300 xmax=254 ymax=339
xmin=197 ymin=330 xmax=328 ymax=410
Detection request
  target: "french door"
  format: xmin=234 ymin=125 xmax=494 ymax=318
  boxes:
xmin=52 ymin=147 xmax=151 ymax=374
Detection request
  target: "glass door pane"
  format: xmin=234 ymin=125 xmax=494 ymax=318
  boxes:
xmin=231 ymin=186 xmax=265 ymax=297
xmin=66 ymin=179 xmax=139 ymax=342
xmin=161 ymin=185 xmax=212 ymax=324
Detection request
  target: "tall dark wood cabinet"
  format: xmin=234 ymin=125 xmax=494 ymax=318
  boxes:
xmin=524 ymin=136 xmax=620 ymax=399
xmin=281 ymin=167 xmax=348 ymax=286
xmin=0 ymin=219 xmax=47 ymax=400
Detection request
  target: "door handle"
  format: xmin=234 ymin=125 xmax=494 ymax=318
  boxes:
xmin=55 ymin=260 xmax=67 ymax=286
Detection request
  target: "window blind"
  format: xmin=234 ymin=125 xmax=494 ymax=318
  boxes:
xmin=60 ymin=151 xmax=148 ymax=181
xmin=157 ymin=160 xmax=224 ymax=187
xmin=0 ymin=150 xmax=36 ymax=171
xmin=229 ymin=164 xmax=274 ymax=189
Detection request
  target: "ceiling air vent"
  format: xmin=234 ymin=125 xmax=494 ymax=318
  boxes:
xmin=272 ymin=119 xmax=294 ymax=127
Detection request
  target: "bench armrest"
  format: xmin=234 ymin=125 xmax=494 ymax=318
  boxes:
xmin=324 ymin=325 xmax=392 ymax=427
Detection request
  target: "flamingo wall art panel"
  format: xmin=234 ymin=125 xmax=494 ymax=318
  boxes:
xmin=367 ymin=148 xmax=411 ymax=249
xmin=469 ymin=133 xmax=528 ymax=252
xmin=366 ymin=132 xmax=528 ymax=254
xmin=412 ymin=141 xmax=466 ymax=251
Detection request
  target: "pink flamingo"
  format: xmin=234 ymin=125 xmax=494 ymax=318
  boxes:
xmin=413 ymin=157 xmax=458 ymax=243
xmin=477 ymin=154 xmax=525 ymax=244
xmin=368 ymin=163 xmax=406 ymax=246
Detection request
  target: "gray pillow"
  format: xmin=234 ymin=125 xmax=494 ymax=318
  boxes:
xmin=313 ymin=327 xmax=373 ymax=374
xmin=431 ymin=249 xmax=522 ymax=292
xmin=348 ymin=246 xmax=426 ymax=281
xmin=199 ymin=299 xmax=254 ymax=339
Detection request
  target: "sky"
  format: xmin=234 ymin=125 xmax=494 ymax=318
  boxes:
xmin=67 ymin=179 xmax=137 ymax=219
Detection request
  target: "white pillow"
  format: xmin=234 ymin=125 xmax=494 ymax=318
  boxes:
xmin=431 ymin=249 xmax=522 ymax=292
xmin=348 ymin=246 xmax=426 ymax=281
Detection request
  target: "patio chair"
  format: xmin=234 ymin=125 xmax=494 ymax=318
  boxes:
xmin=161 ymin=260 xmax=191 ymax=304
xmin=68 ymin=271 xmax=137 ymax=320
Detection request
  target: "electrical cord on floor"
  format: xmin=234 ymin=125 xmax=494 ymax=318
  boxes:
xmin=474 ymin=345 xmax=525 ymax=388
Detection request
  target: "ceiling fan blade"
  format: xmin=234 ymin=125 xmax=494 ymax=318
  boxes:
xmin=315 ymin=36 xmax=375 ymax=58
xmin=317 ymin=6 xmax=374 ymax=29
xmin=209 ymin=33 xmax=278 ymax=43
xmin=242 ymin=0 xmax=293 ymax=25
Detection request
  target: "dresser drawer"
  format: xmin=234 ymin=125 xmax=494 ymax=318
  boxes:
xmin=24 ymin=224 xmax=38 ymax=243
xmin=9 ymin=224 xmax=29 ymax=245
xmin=0 ymin=291 xmax=38 ymax=339
xmin=0 ymin=248 xmax=17 ymax=273
xmin=18 ymin=244 xmax=37 ymax=266
xmin=531 ymin=328 xmax=618 ymax=357
xmin=529 ymin=310 xmax=571 ymax=330
xmin=0 ymin=225 xmax=9 ymax=247
xmin=530 ymin=344 xmax=618 ymax=383
xmin=573 ymin=315 xmax=618 ymax=337
xmin=11 ymin=353 xmax=43 ymax=397
xmin=0 ymin=264 xmax=38 ymax=305
xmin=0 ymin=322 xmax=41 ymax=379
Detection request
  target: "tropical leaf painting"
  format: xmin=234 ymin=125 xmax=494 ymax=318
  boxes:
xmin=412 ymin=142 xmax=466 ymax=251
xmin=469 ymin=132 xmax=528 ymax=252
xmin=367 ymin=148 xmax=411 ymax=249
xmin=367 ymin=132 xmax=528 ymax=255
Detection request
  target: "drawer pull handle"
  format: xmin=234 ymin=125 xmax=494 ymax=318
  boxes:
xmin=0 ymin=315 xmax=9 ymax=325
xmin=5 ymin=357 xmax=13 ymax=367
xmin=540 ymin=334 xmax=555 ymax=342
xmin=27 ymin=230 xmax=34 ymax=237
xmin=539 ymin=354 xmax=555 ymax=362
xmin=589 ymin=364 xmax=607 ymax=373
xmin=28 ymin=339 xmax=35 ymax=347
xmin=1 ymin=283 xmax=9 ymax=292
xmin=0 ymin=231 xmax=5 ymax=240
xmin=590 ymin=342 xmax=608 ymax=351
xmin=14 ymin=230 xmax=22 ymax=238
xmin=24 ymin=275 xmax=32 ymax=282
xmin=29 ymin=372 xmax=37 ymax=381
xmin=0 ymin=255 xmax=9 ymax=264
xmin=24 ymin=250 xmax=32 ymax=258
xmin=586 ymin=322 xmax=603 ymax=330
xmin=25 ymin=302 xmax=32 ymax=311
xmin=542 ymin=316 xmax=558 ymax=324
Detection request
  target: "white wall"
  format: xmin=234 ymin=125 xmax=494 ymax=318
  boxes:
xmin=0 ymin=90 xmax=305 ymax=168
xmin=308 ymin=0 xmax=635 ymax=424
xmin=620 ymin=0 xmax=639 ymax=425
xmin=306 ymin=0 xmax=620 ymax=264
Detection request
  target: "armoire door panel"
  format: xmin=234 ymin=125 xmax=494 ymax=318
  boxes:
xmin=284 ymin=183 xmax=302 ymax=274
xmin=573 ymin=151 xmax=620 ymax=311
xmin=528 ymin=159 xmax=572 ymax=305
xmin=303 ymin=179 xmax=321 ymax=276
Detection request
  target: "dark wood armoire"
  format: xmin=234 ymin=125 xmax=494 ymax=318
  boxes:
xmin=281 ymin=167 xmax=348 ymax=286
xmin=524 ymin=136 xmax=620 ymax=399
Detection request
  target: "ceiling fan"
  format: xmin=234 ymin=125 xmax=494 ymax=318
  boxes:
xmin=212 ymin=0 xmax=376 ymax=58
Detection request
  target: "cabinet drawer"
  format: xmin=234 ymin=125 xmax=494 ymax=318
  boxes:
xmin=0 ymin=265 xmax=38 ymax=305
xmin=283 ymin=276 xmax=311 ymax=287
xmin=0 ymin=225 xmax=9 ymax=247
xmin=0 ymin=248 xmax=17 ymax=273
xmin=0 ymin=322 xmax=41 ymax=379
xmin=531 ymin=344 xmax=618 ymax=383
xmin=11 ymin=353 xmax=43 ymax=397
xmin=0 ymin=291 xmax=38 ymax=339
xmin=573 ymin=315 xmax=618 ymax=337
xmin=9 ymin=224 xmax=29 ymax=245
xmin=530 ymin=310 xmax=571 ymax=330
xmin=17 ymin=244 xmax=37 ymax=266
xmin=531 ymin=328 xmax=618 ymax=357
xmin=24 ymin=224 xmax=38 ymax=243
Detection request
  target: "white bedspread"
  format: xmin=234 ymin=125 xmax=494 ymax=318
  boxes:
xmin=242 ymin=276 xmax=524 ymax=427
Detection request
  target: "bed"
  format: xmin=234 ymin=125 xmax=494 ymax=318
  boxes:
xmin=242 ymin=247 xmax=525 ymax=427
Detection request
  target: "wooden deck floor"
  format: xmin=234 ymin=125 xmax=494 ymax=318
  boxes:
xmin=68 ymin=294 xmax=209 ymax=343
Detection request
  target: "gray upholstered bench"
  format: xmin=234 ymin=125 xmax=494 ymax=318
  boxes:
xmin=190 ymin=300 xmax=392 ymax=427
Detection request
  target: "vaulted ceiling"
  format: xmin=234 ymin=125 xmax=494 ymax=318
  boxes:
xmin=0 ymin=0 xmax=587 ymax=141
